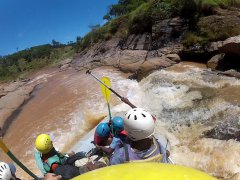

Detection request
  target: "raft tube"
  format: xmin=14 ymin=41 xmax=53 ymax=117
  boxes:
xmin=72 ymin=163 xmax=216 ymax=180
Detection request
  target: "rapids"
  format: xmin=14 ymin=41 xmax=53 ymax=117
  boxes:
xmin=1 ymin=62 xmax=240 ymax=179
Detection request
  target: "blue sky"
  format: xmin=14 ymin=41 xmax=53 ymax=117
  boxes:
xmin=0 ymin=0 xmax=118 ymax=56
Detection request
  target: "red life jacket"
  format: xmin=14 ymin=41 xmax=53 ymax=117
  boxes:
xmin=119 ymin=130 xmax=128 ymax=136
xmin=94 ymin=131 xmax=113 ymax=146
xmin=42 ymin=153 xmax=59 ymax=173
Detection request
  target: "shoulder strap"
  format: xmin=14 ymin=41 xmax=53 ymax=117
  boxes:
xmin=123 ymin=143 xmax=129 ymax=162
xmin=154 ymin=137 xmax=162 ymax=154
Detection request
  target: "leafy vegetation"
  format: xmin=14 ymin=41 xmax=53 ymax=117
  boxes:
xmin=0 ymin=44 xmax=75 ymax=81
xmin=75 ymin=0 xmax=240 ymax=51
xmin=1 ymin=0 xmax=240 ymax=81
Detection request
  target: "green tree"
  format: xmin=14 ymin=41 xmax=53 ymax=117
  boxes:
xmin=103 ymin=14 xmax=111 ymax=21
xmin=52 ymin=39 xmax=61 ymax=47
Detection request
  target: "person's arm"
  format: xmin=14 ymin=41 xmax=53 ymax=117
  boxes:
xmin=44 ymin=173 xmax=62 ymax=180
xmin=96 ymin=145 xmax=114 ymax=155
xmin=109 ymin=148 xmax=125 ymax=165
xmin=96 ymin=137 xmax=120 ymax=155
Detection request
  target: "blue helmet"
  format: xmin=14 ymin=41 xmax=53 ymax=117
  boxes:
xmin=96 ymin=123 xmax=110 ymax=137
xmin=112 ymin=116 xmax=124 ymax=132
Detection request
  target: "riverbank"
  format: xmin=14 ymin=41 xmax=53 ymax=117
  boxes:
xmin=0 ymin=67 xmax=60 ymax=137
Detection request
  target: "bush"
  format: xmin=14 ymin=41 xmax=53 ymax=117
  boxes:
xmin=183 ymin=32 xmax=206 ymax=46
xmin=128 ymin=3 xmax=152 ymax=34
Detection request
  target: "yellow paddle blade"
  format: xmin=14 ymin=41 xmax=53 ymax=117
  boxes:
xmin=0 ymin=138 xmax=9 ymax=153
xmin=100 ymin=77 xmax=111 ymax=103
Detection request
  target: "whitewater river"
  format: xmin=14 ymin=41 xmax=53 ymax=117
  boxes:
xmin=1 ymin=62 xmax=240 ymax=179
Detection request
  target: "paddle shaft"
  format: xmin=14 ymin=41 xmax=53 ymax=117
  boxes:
xmin=0 ymin=139 xmax=39 ymax=179
xmin=107 ymin=102 xmax=112 ymax=120
xmin=87 ymin=70 xmax=136 ymax=108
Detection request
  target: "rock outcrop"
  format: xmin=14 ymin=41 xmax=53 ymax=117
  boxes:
xmin=207 ymin=54 xmax=225 ymax=70
xmin=58 ymin=58 xmax=72 ymax=71
xmin=219 ymin=35 xmax=240 ymax=56
xmin=206 ymin=35 xmax=240 ymax=74
xmin=71 ymin=17 xmax=185 ymax=80
xmin=152 ymin=17 xmax=187 ymax=49
xmin=71 ymin=10 xmax=240 ymax=79
xmin=203 ymin=120 xmax=240 ymax=141
xmin=0 ymin=81 xmax=36 ymax=136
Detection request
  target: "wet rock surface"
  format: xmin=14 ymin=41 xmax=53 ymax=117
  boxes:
xmin=0 ymin=82 xmax=36 ymax=136
xmin=203 ymin=120 xmax=240 ymax=141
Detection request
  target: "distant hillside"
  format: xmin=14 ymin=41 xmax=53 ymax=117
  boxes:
xmin=0 ymin=42 xmax=75 ymax=81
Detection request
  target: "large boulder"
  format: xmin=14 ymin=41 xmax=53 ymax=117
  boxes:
xmin=219 ymin=35 xmax=240 ymax=56
xmin=101 ymin=57 xmax=119 ymax=67
xmin=134 ymin=57 xmax=175 ymax=80
xmin=119 ymin=60 xmax=144 ymax=73
xmin=207 ymin=41 xmax=223 ymax=53
xmin=119 ymin=50 xmax=148 ymax=65
xmin=207 ymin=54 xmax=225 ymax=70
xmin=166 ymin=54 xmax=181 ymax=63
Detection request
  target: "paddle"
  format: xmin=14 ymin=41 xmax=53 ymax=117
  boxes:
xmin=0 ymin=138 xmax=39 ymax=179
xmin=100 ymin=77 xmax=115 ymax=134
xmin=87 ymin=70 xmax=175 ymax=164
xmin=100 ymin=77 xmax=112 ymax=121
xmin=86 ymin=70 xmax=137 ymax=108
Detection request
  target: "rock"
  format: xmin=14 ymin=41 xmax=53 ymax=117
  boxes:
xmin=207 ymin=41 xmax=223 ymax=53
xmin=207 ymin=54 xmax=225 ymax=70
xmin=123 ymin=33 xmax=152 ymax=50
xmin=71 ymin=38 xmax=121 ymax=68
xmin=101 ymin=56 xmax=119 ymax=67
xmin=0 ymin=85 xmax=36 ymax=136
xmin=166 ymin=54 xmax=181 ymax=62
xmin=222 ymin=69 xmax=240 ymax=78
xmin=203 ymin=120 xmax=240 ymax=141
xmin=152 ymin=17 xmax=187 ymax=49
xmin=119 ymin=60 xmax=144 ymax=73
xmin=59 ymin=64 xmax=70 ymax=71
xmin=157 ymin=44 xmax=183 ymax=55
xmin=119 ymin=50 xmax=148 ymax=65
xmin=219 ymin=35 xmax=240 ymax=56
xmin=59 ymin=58 xmax=72 ymax=66
xmin=134 ymin=57 xmax=174 ymax=80
xmin=83 ymin=61 xmax=102 ymax=70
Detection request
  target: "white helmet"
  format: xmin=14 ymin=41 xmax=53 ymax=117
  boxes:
xmin=0 ymin=162 xmax=15 ymax=180
xmin=124 ymin=108 xmax=155 ymax=141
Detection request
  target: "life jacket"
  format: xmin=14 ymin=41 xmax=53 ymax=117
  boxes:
xmin=119 ymin=130 xmax=128 ymax=136
xmin=123 ymin=137 xmax=163 ymax=163
xmin=34 ymin=149 xmax=67 ymax=175
xmin=42 ymin=154 xmax=66 ymax=173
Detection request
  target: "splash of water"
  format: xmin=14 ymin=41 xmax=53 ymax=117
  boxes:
xmin=132 ymin=64 xmax=240 ymax=179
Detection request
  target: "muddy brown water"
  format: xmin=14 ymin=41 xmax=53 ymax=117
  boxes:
xmin=1 ymin=62 xmax=240 ymax=179
xmin=1 ymin=67 xmax=129 ymax=178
